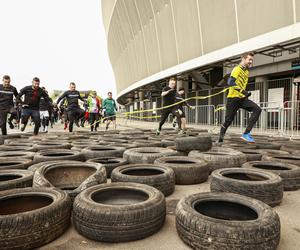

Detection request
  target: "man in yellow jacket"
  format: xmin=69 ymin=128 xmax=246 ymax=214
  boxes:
xmin=217 ymin=52 xmax=262 ymax=143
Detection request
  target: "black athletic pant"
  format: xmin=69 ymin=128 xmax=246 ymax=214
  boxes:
xmin=67 ymin=107 xmax=85 ymax=132
xmin=159 ymin=108 xmax=182 ymax=131
xmin=21 ymin=108 xmax=40 ymax=135
xmin=219 ymin=97 xmax=262 ymax=140
xmin=89 ymin=113 xmax=100 ymax=131
xmin=0 ymin=109 xmax=10 ymax=135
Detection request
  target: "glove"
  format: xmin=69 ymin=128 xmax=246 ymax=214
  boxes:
xmin=241 ymin=90 xmax=251 ymax=98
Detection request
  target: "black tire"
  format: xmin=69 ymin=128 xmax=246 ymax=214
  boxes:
xmin=280 ymin=143 xmax=300 ymax=153
xmin=238 ymin=149 xmax=262 ymax=161
xmin=175 ymin=134 xmax=212 ymax=152
xmin=133 ymin=140 xmax=162 ymax=147
xmin=111 ymin=164 xmax=175 ymax=196
xmin=0 ymin=158 xmax=33 ymax=170
xmin=0 ymin=151 xmax=35 ymax=159
xmin=0 ymin=145 xmax=35 ymax=152
xmin=189 ymin=147 xmax=247 ymax=172
xmin=33 ymin=142 xmax=71 ymax=151
xmin=161 ymin=139 xmax=175 ymax=147
xmin=175 ymin=192 xmax=280 ymax=250
xmin=0 ymin=187 xmax=71 ymax=250
xmin=166 ymin=146 xmax=188 ymax=156
xmin=82 ymin=146 xmax=126 ymax=160
xmin=87 ymin=157 xmax=128 ymax=178
xmin=257 ymin=149 xmax=290 ymax=156
xmin=154 ymin=156 xmax=209 ymax=185
xmin=72 ymin=182 xmax=166 ymax=242
xmin=262 ymin=154 xmax=300 ymax=167
xmin=33 ymin=149 xmax=84 ymax=163
xmin=123 ymin=147 xmax=179 ymax=164
xmin=0 ymin=170 xmax=33 ymax=191
xmin=211 ymin=168 xmax=283 ymax=206
xmin=242 ymin=161 xmax=300 ymax=191
xmin=33 ymin=161 xmax=107 ymax=202
xmin=255 ymin=142 xmax=282 ymax=150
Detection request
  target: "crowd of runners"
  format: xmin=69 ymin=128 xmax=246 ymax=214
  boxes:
xmin=0 ymin=77 xmax=117 ymax=136
xmin=1 ymin=52 xmax=260 ymax=143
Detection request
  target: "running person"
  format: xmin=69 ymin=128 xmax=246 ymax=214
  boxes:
xmin=39 ymin=87 xmax=53 ymax=132
xmin=156 ymin=77 xmax=183 ymax=135
xmin=173 ymin=88 xmax=195 ymax=132
xmin=16 ymin=77 xmax=51 ymax=135
xmin=56 ymin=82 xmax=86 ymax=132
xmin=102 ymin=92 xmax=117 ymax=130
xmin=217 ymin=52 xmax=262 ymax=143
xmin=87 ymin=90 xmax=101 ymax=132
xmin=0 ymin=75 xmax=18 ymax=135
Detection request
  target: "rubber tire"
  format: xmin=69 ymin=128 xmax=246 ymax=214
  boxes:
xmin=0 ymin=170 xmax=33 ymax=191
xmin=32 ymin=142 xmax=71 ymax=151
xmin=255 ymin=142 xmax=282 ymax=150
xmin=0 ymin=145 xmax=35 ymax=152
xmin=87 ymin=157 xmax=128 ymax=178
xmin=72 ymin=182 xmax=166 ymax=242
xmin=111 ymin=164 xmax=175 ymax=196
xmin=238 ymin=149 xmax=262 ymax=161
xmin=0 ymin=158 xmax=33 ymax=170
xmin=189 ymin=147 xmax=247 ymax=172
xmin=257 ymin=149 xmax=290 ymax=156
xmin=123 ymin=147 xmax=179 ymax=164
xmin=0 ymin=151 xmax=35 ymax=159
xmin=242 ymin=161 xmax=300 ymax=191
xmin=175 ymin=192 xmax=280 ymax=250
xmin=154 ymin=156 xmax=209 ymax=185
xmin=82 ymin=146 xmax=126 ymax=160
xmin=262 ymin=154 xmax=300 ymax=167
xmin=211 ymin=168 xmax=283 ymax=206
xmin=175 ymin=134 xmax=212 ymax=152
xmin=166 ymin=146 xmax=188 ymax=156
xmin=0 ymin=187 xmax=71 ymax=250
xmin=33 ymin=149 xmax=84 ymax=163
xmin=33 ymin=161 xmax=107 ymax=202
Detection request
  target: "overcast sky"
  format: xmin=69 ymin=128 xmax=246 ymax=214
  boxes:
xmin=0 ymin=0 xmax=116 ymax=97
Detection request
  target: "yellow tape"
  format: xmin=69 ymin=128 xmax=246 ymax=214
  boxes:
xmin=124 ymin=87 xmax=229 ymax=115
xmin=214 ymin=107 xmax=225 ymax=112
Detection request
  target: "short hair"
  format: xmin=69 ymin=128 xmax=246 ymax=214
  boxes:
xmin=178 ymin=87 xmax=185 ymax=92
xmin=3 ymin=75 xmax=10 ymax=81
xmin=32 ymin=77 xmax=40 ymax=82
xmin=169 ymin=77 xmax=177 ymax=82
xmin=241 ymin=52 xmax=254 ymax=59
xmin=70 ymin=82 xmax=76 ymax=86
xmin=108 ymin=92 xmax=112 ymax=95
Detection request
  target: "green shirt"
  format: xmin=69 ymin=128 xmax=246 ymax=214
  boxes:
xmin=103 ymin=98 xmax=117 ymax=115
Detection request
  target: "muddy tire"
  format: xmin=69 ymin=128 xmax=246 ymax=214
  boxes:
xmin=189 ymin=147 xmax=247 ymax=172
xmin=33 ymin=161 xmax=107 ymax=202
xmin=175 ymin=135 xmax=212 ymax=152
xmin=255 ymin=142 xmax=282 ymax=150
xmin=87 ymin=157 xmax=128 ymax=178
xmin=73 ymin=182 xmax=166 ymax=242
xmin=0 ymin=187 xmax=71 ymax=250
xmin=0 ymin=170 xmax=33 ymax=191
xmin=124 ymin=147 xmax=179 ymax=164
xmin=257 ymin=149 xmax=290 ymax=157
xmin=238 ymin=149 xmax=262 ymax=161
xmin=175 ymin=192 xmax=280 ymax=250
xmin=33 ymin=149 xmax=83 ymax=163
xmin=0 ymin=158 xmax=33 ymax=170
xmin=82 ymin=146 xmax=126 ymax=160
xmin=154 ymin=156 xmax=209 ymax=185
xmin=0 ymin=151 xmax=35 ymax=159
xmin=242 ymin=161 xmax=300 ymax=191
xmin=211 ymin=168 xmax=283 ymax=206
xmin=111 ymin=164 xmax=175 ymax=196
xmin=262 ymin=155 xmax=300 ymax=167
xmin=0 ymin=145 xmax=35 ymax=152
xmin=33 ymin=142 xmax=71 ymax=151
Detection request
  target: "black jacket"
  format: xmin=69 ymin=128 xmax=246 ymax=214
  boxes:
xmin=56 ymin=90 xmax=85 ymax=109
xmin=17 ymin=86 xmax=50 ymax=110
xmin=0 ymin=84 xmax=18 ymax=110
xmin=39 ymin=96 xmax=53 ymax=111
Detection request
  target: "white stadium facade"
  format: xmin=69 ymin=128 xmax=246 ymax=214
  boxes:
xmin=102 ymin=0 xmax=300 ymax=135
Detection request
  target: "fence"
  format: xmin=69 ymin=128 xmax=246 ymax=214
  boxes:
xmin=124 ymin=101 xmax=300 ymax=137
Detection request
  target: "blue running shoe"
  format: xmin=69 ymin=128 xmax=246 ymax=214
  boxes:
xmin=241 ymin=133 xmax=255 ymax=143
